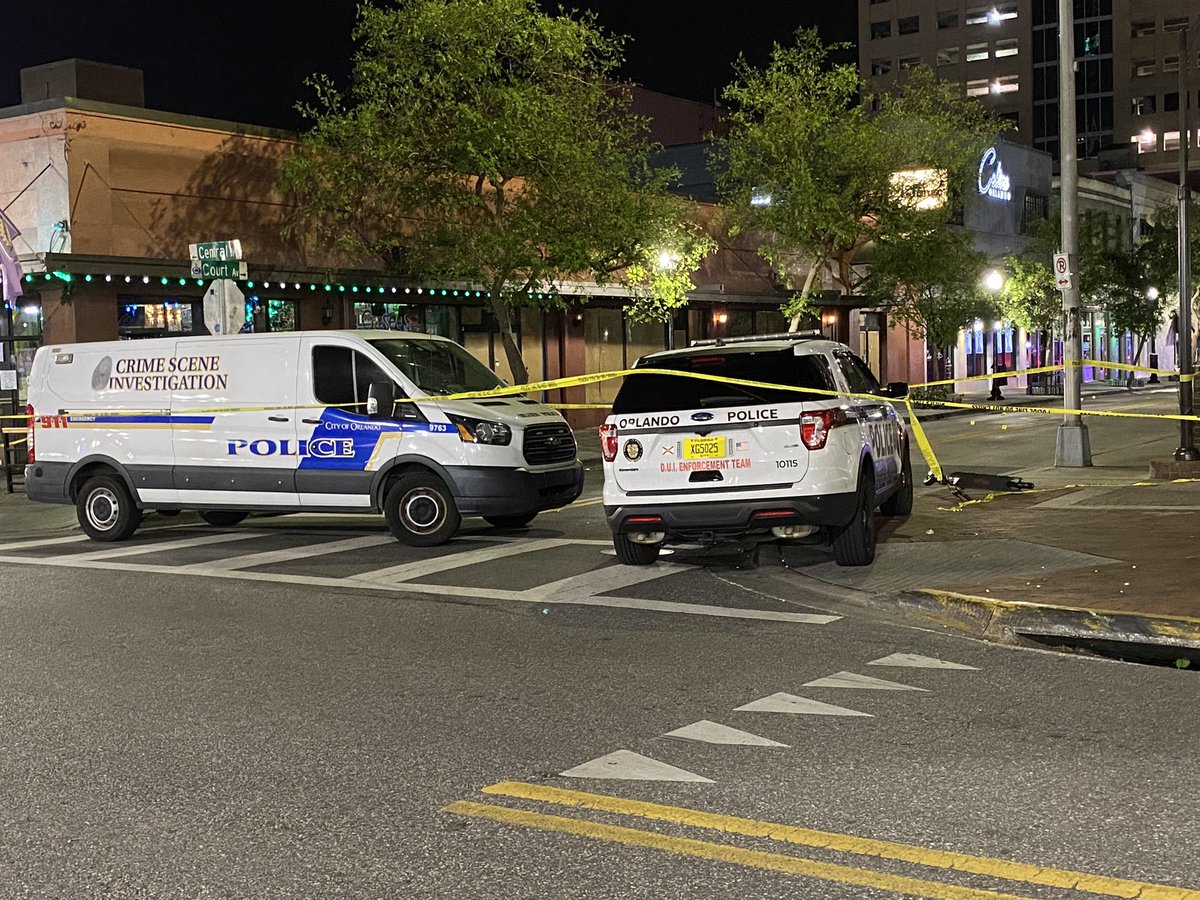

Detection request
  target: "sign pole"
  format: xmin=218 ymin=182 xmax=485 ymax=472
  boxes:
xmin=1174 ymin=23 xmax=1199 ymax=460
xmin=1054 ymin=0 xmax=1092 ymax=466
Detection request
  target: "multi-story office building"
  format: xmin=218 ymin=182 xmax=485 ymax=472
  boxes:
xmin=859 ymin=0 xmax=1199 ymax=179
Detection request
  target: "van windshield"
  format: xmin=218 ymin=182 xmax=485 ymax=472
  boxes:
xmin=368 ymin=338 xmax=504 ymax=395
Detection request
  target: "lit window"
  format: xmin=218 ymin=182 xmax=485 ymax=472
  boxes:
xmin=966 ymin=78 xmax=991 ymax=97
xmin=1133 ymin=59 xmax=1156 ymax=77
xmin=937 ymin=47 xmax=961 ymax=66
xmin=1164 ymin=56 xmax=1180 ymax=74
xmin=1131 ymin=21 xmax=1155 ymax=37
xmin=1165 ymin=132 xmax=1181 ymax=152
xmin=899 ymin=55 xmax=921 ymax=69
xmin=1133 ymin=129 xmax=1157 ymax=154
xmin=995 ymin=38 xmax=1019 ymax=58
xmin=991 ymin=75 xmax=1019 ymax=94
xmin=898 ymin=16 xmax=920 ymax=35
xmin=966 ymin=42 xmax=989 ymax=62
xmin=966 ymin=4 xmax=1016 ymax=25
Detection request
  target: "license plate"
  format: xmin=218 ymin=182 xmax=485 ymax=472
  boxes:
xmin=683 ymin=436 xmax=726 ymax=460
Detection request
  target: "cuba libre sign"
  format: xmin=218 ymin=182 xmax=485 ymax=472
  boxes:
xmin=977 ymin=147 xmax=1012 ymax=203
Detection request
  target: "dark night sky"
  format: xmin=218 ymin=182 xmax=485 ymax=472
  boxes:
xmin=2 ymin=2 xmax=855 ymax=130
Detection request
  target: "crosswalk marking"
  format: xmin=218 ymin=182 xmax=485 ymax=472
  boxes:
xmin=348 ymin=537 xmax=572 ymax=583
xmin=526 ymin=561 xmax=688 ymax=601
xmin=178 ymin=534 xmax=396 ymax=570
xmin=62 ymin=531 xmax=263 ymax=563
xmin=560 ymin=750 xmax=713 ymax=782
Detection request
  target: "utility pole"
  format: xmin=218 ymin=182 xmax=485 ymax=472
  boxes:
xmin=1173 ymin=21 xmax=1199 ymax=461
xmin=1055 ymin=0 xmax=1091 ymax=466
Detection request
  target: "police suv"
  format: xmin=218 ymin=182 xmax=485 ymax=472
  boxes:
xmin=24 ymin=330 xmax=583 ymax=543
xmin=599 ymin=333 xmax=912 ymax=567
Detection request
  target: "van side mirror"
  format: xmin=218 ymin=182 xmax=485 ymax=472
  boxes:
xmin=367 ymin=381 xmax=395 ymax=419
xmin=883 ymin=382 xmax=909 ymax=399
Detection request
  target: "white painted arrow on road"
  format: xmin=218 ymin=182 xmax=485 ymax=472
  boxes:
xmin=560 ymin=750 xmax=713 ymax=782
xmin=803 ymin=672 xmax=929 ymax=691
xmin=734 ymin=693 xmax=872 ymax=717
xmin=663 ymin=720 xmax=788 ymax=746
xmin=867 ymin=653 xmax=978 ymax=670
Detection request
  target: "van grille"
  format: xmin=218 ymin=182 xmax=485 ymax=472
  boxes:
xmin=523 ymin=423 xmax=576 ymax=465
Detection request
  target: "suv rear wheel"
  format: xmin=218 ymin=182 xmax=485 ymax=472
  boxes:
xmin=613 ymin=533 xmax=661 ymax=566
xmin=832 ymin=469 xmax=877 ymax=566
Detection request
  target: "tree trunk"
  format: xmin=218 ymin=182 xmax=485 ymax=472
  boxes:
xmin=488 ymin=291 xmax=529 ymax=387
xmin=787 ymin=259 xmax=824 ymax=333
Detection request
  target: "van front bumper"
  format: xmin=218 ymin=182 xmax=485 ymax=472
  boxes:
xmin=446 ymin=462 xmax=584 ymax=517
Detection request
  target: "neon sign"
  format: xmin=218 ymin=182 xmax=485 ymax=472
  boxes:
xmin=977 ymin=147 xmax=1012 ymax=202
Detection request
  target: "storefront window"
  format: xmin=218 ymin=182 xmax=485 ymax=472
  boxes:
xmin=584 ymin=307 xmax=624 ymax=405
xmin=354 ymin=302 xmax=428 ymax=332
xmin=1 ymin=299 xmax=42 ymax=403
xmin=244 ymin=297 xmax=299 ymax=333
xmin=118 ymin=297 xmax=202 ymax=339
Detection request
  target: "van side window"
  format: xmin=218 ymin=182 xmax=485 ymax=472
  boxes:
xmin=313 ymin=346 xmax=394 ymax=414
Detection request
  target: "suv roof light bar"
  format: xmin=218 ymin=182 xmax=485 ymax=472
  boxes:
xmin=690 ymin=331 xmax=823 ymax=347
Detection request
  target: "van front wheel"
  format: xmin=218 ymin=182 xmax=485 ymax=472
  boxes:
xmin=384 ymin=472 xmax=461 ymax=546
xmin=77 ymin=475 xmax=141 ymax=542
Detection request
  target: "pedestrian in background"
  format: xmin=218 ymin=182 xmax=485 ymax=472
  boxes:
xmin=989 ymin=358 xmax=1008 ymax=401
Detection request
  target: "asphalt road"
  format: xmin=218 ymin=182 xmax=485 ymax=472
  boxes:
xmin=2 ymin=389 xmax=1199 ymax=899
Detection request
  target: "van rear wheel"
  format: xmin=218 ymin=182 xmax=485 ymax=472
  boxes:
xmin=200 ymin=510 xmax=248 ymax=527
xmin=76 ymin=475 xmax=140 ymax=542
xmin=384 ymin=471 xmax=461 ymax=546
xmin=613 ymin=533 xmax=661 ymax=566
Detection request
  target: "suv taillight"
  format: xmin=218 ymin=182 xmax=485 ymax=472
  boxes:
xmin=599 ymin=424 xmax=618 ymax=462
xmin=800 ymin=408 xmax=846 ymax=451
xmin=25 ymin=404 xmax=34 ymax=463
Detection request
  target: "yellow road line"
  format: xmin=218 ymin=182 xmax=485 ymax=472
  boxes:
xmin=481 ymin=782 xmax=1200 ymax=900
xmin=444 ymin=800 xmax=1040 ymax=900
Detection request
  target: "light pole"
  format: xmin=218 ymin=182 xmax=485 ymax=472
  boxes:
xmin=1173 ymin=20 xmax=1200 ymax=460
xmin=1055 ymin=0 xmax=1091 ymax=465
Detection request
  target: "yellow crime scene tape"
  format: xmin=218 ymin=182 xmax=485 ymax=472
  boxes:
xmin=7 ymin=358 xmax=1200 ymax=494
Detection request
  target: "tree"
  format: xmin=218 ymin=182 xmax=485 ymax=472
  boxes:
xmin=716 ymin=32 xmax=1001 ymax=328
xmin=997 ymin=216 xmax=1061 ymax=368
xmin=860 ymin=226 xmax=996 ymax=381
xmin=280 ymin=0 xmax=714 ymax=384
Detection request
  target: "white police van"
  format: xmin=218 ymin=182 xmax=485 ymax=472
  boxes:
xmin=24 ymin=330 xmax=583 ymax=543
xmin=599 ymin=333 xmax=911 ymax=567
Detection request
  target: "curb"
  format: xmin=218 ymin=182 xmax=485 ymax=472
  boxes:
xmin=898 ymin=588 xmax=1200 ymax=658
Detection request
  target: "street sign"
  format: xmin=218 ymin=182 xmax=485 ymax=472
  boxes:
xmin=1053 ymin=252 xmax=1074 ymax=291
xmin=191 ymin=259 xmax=247 ymax=281
xmin=189 ymin=239 xmax=243 ymax=262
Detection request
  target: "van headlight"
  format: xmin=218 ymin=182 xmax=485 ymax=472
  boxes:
xmin=448 ymin=415 xmax=512 ymax=445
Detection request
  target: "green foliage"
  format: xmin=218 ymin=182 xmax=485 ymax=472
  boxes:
xmin=281 ymin=0 xmax=709 ymax=382
xmin=717 ymin=32 xmax=1004 ymax=324
xmin=861 ymin=225 xmax=996 ymax=355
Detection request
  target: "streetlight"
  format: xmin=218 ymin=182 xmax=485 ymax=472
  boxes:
xmin=984 ymin=269 xmax=1005 ymax=293
xmin=1055 ymin=0 xmax=1091 ymax=466
xmin=1172 ymin=18 xmax=1200 ymax=460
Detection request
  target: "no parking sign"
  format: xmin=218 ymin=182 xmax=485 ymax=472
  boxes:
xmin=1053 ymin=252 xmax=1075 ymax=291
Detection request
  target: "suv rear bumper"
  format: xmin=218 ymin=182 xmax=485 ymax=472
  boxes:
xmin=605 ymin=491 xmax=858 ymax=538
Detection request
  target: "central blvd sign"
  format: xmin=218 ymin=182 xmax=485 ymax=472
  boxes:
xmin=191 ymin=259 xmax=248 ymax=280
xmin=189 ymin=239 xmax=243 ymax=262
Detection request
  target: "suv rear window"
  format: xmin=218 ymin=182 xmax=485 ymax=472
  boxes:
xmin=612 ymin=349 xmax=836 ymax=414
